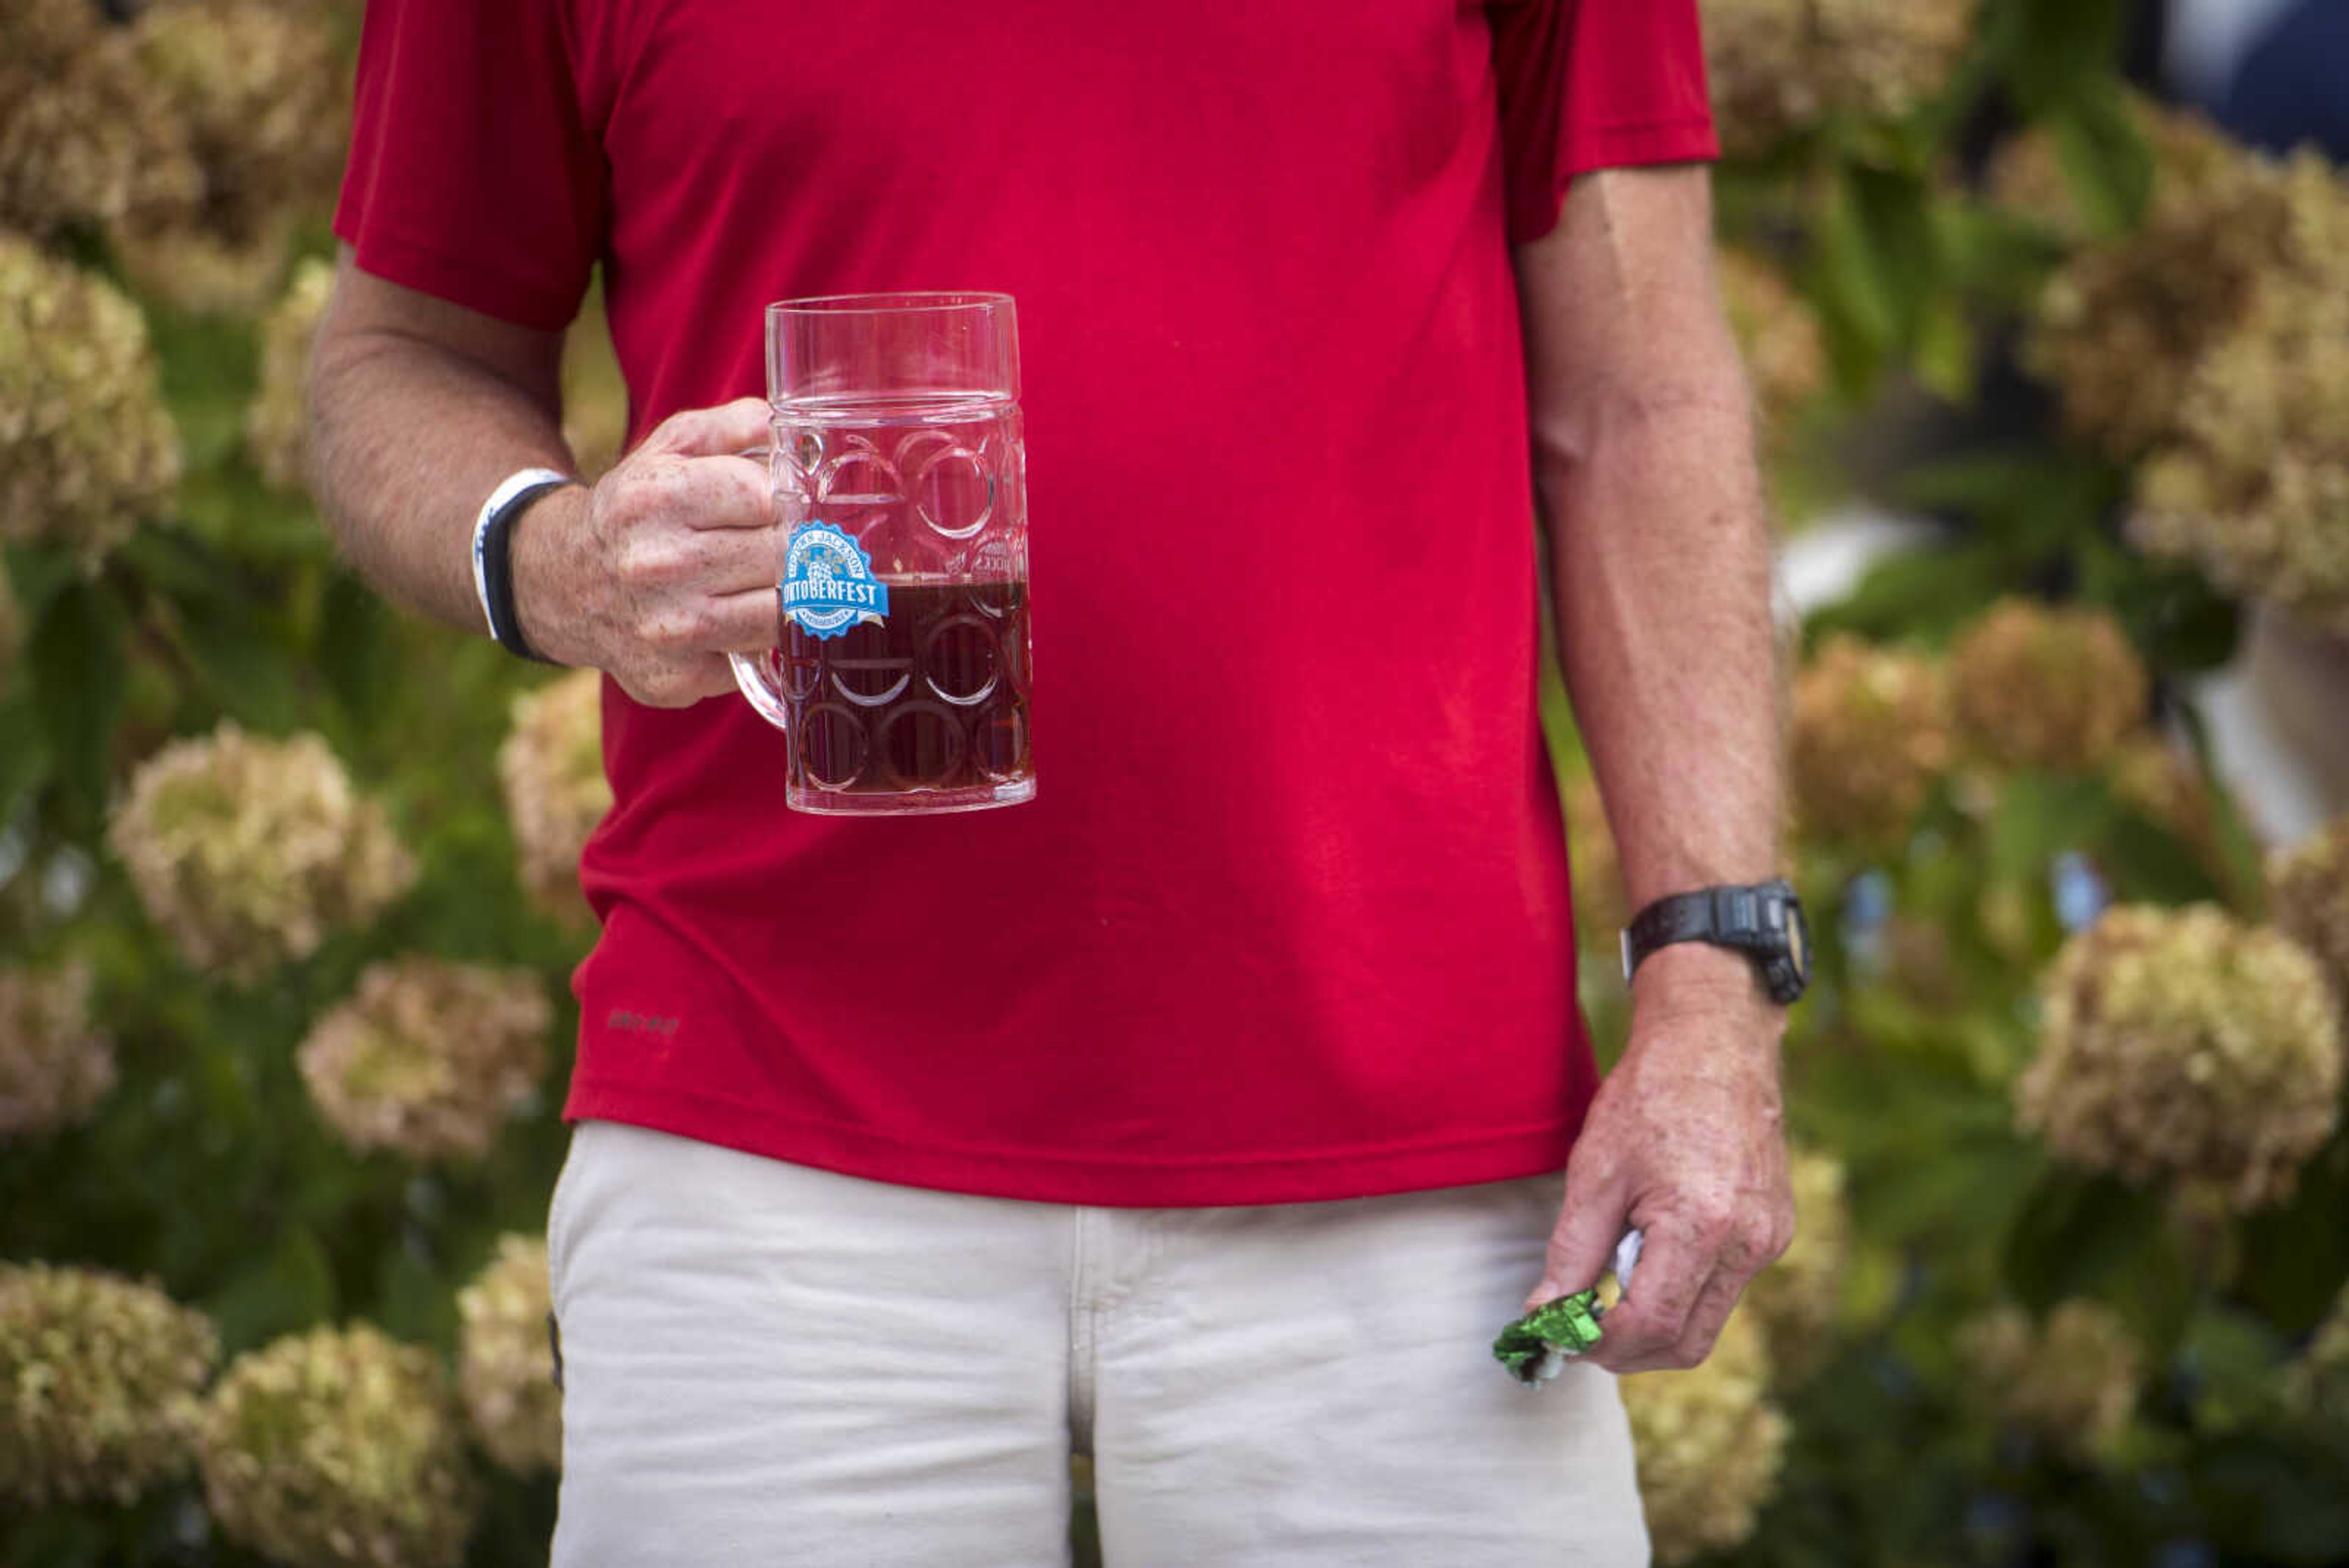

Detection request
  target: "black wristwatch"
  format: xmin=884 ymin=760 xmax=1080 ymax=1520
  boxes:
xmin=1619 ymin=879 xmax=1810 ymax=1006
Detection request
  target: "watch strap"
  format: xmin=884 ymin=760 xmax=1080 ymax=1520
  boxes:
xmin=471 ymin=467 xmax=574 ymax=664
xmin=1619 ymin=879 xmax=1806 ymax=1005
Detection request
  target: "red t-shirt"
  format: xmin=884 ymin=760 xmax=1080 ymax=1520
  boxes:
xmin=337 ymin=0 xmax=1716 ymax=1206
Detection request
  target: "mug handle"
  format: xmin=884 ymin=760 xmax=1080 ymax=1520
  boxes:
xmin=729 ymin=650 xmax=793 ymax=732
xmin=729 ymin=442 xmax=792 ymax=734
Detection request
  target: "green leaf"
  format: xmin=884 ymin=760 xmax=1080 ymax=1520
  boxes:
xmin=206 ymin=1223 xmax=337 ymax=1355
xmin=175 ymin=581 xmax=300 ymax=731
xmin=113 ymin=524 xmax=241 ymax=604
xmin=2077 ymin=539 xmax=2242 ymax=673
xmin=1798 ymin=540 xmax=2014 ymax=647
xmin=1 ymin=541 xmax=79 ymax=622
xmin=317 ymin=569 xmax=394 ymax=728
xmin=1994 ymin=0 xmax=2130 ymax=114
xmin=2192 ymin=1433 xmax=2349 ymax=1562
xmin=2001 ymin=1167 xmax=2165 ymax=1311
xmin=1913 ymin=293 xmax=1978 ymax=406
xmin=2236 ymin=1136 xmax=2349 ymax=1334
xmin=1846 ymin=167 xmax=1940 ymax=347
xmin=27 ymin=577 xmax=128 ymax=819
xmin=375 ymin=1239 xmax=462 ymax=1350
xmin=2050 ymin=84 xmax=2155 ymax=236
xmin=1987 ymin=771 xmax=2113 ymax=883
xmin=0 ymin=691 xmax=45 ymax=815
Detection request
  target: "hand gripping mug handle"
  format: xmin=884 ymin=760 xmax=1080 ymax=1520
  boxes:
xmin=727 ymin=444 xmax=794 ymax=733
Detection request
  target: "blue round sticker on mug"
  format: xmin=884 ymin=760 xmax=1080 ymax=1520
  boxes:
xmin=781 ymin=522 xmax=890 ymax=640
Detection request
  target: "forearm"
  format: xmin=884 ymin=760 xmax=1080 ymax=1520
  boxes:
xmin=1544 ymin=384 xmax=1780 ymax=902
xmin=306 ymin=281 xmax=575 ymax=636
xmin=1518 ymin=172 xmax=1784 ymax=994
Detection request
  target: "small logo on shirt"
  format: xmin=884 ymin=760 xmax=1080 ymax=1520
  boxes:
xmin=781 ymin=522 xmax=889 ymax=639
xmin=606 ymin=1009 xmax=680 ymax=1036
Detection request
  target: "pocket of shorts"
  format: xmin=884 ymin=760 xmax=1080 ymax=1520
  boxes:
xmin=544 ymin=1123 xmax=593 ymax=1315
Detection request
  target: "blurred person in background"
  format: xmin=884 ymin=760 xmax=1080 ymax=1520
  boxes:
xmin=306 ymin=1 xmax=1799 ymax=1562
xmin=2171 ymin=0 xmax=2349 ymax=155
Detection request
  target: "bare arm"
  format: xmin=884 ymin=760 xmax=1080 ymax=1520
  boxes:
xmin=1516 ymin=166 xmax=1794 ymax=1372
xmin=307 ymin=251 xmax=775 ymax=705
xmin=306 ymin=248 xmax=576 ymax=629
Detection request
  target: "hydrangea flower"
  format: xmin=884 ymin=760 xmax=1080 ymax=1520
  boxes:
xmin=1622 ymin=1306 xmax=1789 ymax=1564
xmin=1960 ymin=1299 xmax=2141 ymax=1459
xmin=2017 ymin=905 xmax=2342 ymax=1211
xmin=1949 ymin=598 xmax=2149 ymax=771
xmin=2132 ymin=259 xmax=2349 ymax=635
xmin=499 ymin=668 xmax=612 ymax=923
xmin=2268 ymin=816 xmax=2349 ymax=1014
xmin=108 ymin=724 xmax=416 ymax=979
xmin=2010 ymin=95 xmax=2349 ymax=633
xmin=457 ymin=1235 xmax=560 ymax=1473
xmin=0 ymin=0 xmax=198 ymax=240
xmin=1717 ymin=247 xmax=1827 ymax=439
xmin=199 ymin=1323 xmax=475 ymax=1568
xmin=1703 ymin=0 xmax=1981 ymax=157
xmin=1790 ymin=634 xmax=1954 ymax=848
xmin=0 ymin=961 xmax=115 ymax=1140
xmin=0 ymin=231 xmax=180 ymax=562
xmin=110 ymin=0 xmax=346 ymax=313
xmin=1743 ymin=1146 xmax=1850 ymax=1383
xmin=247 ymin=256 xmax=332 ymax=491
xmin=0 ymin=1262 xmax=218 ymax=1506
xmin=298 ymin=957 xmax=551 ymax=1162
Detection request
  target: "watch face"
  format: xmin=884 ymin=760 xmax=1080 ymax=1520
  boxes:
xmin=1785 ymin=899 xmax=1810 ymax=981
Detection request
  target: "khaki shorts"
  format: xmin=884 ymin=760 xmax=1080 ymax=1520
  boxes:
xmin=549 ymin=1120 xmax=1647 ymax=1566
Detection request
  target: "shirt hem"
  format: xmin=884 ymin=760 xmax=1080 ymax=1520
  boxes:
xmin=563 ymin=1075 xmax=1586 ymax=1208
xmin=331 ymin=213 xmax=586 ymax=333
xmin=1514 ymin=115 xmax=1723 ymax=243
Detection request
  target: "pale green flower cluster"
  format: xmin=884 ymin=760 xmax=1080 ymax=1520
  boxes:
xmin=297 ymin=957 xmax=551 ymax=1162
xmin=1703 ymin=0 xmax=1981 ymax=157
xmin=1622 ymin=1307 xmax=1790 ymax=1565
xmin=108 ymin=723 xmax=416 ymax=979
xmin=247 ymin=257 xmax=332 ymax=491
xmin=1790 ymin=634 xmax=1955 ymax=847
xmin=457 ymin=1236 xmax=560 ymax=1473
xmin=2133 ymin=247 xmax=2349 ymax=634
xmin=1 ymin=1262 xmax=218 ymax=1507
xmin=0 ymin=231 xmax=180 ymax=562
xmin=198 ymin=1323 xmax=475 ymax=1568
xmin=0 ymin=961 xmax=115 ymax=1140
xmin=1718 ymin=247 xmax=1827 ymax=439
xmin=499 ymin=668 xmax=613 ymax=923
xmin=0 ymin=0 xmax=199 ymax=241
xmin=111 ymin=0 xmax=347 ymax=313
xmin=2017 ymin=905 xmax=2343 ymax=1211
xmin=2269 ymin=816 xmax=2349 ymax=1014
xmin=2015 ymin=105 xmax=2304 ymax=458
xmin=1744 ymin=1146 xmax=1850 ymax=1383
xmin=2008 ymin=101 xmax=2349 ymax=631
xmin=2286 ymin=1282 xmax=2349 ymax=1432
xmin=1950 ymin=598 xmax=2149 ymax=771
xmin=1961 ymin=1299 xmax=2141 ymax=1460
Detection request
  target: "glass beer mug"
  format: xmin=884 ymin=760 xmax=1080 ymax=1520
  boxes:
xmin=730 ymin=293 xmax=1034 ymax=815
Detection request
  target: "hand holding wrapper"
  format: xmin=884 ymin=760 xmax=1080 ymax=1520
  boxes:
xmin=1492 ymin=1228 xmax=1644 ymax=1386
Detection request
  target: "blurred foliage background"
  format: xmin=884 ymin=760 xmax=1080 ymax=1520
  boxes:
xmin=2 ymin=0 xmax=2347 ymax=1564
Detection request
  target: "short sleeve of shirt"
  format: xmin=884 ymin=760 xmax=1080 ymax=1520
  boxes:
xmin=333 ymin=0 xmax=606 ymax=332
xmin=1487 ymin=0 xmax=1720 ymax=244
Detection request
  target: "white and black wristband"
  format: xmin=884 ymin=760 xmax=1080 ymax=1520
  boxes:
xmin=470 ymin=467 xmax=576 ymax=664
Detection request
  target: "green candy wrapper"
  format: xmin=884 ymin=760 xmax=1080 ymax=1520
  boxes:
xmin=1493 ymin=1228 xmax=1643 ymax=1386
